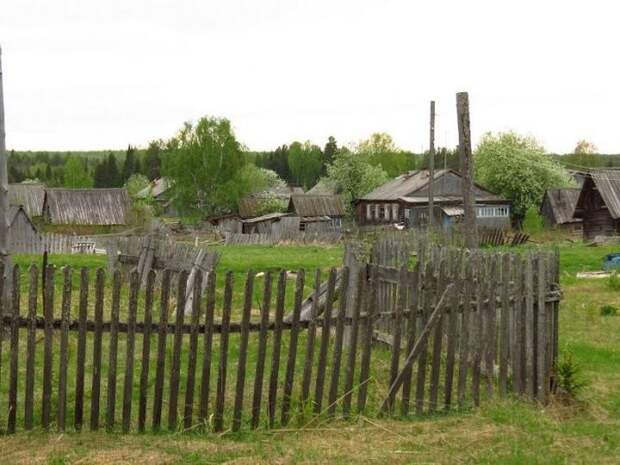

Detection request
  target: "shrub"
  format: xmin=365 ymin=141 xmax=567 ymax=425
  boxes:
xmin=600 ymin=304 xmax=618 ymax=316
xmin=606 ymin=273 xmax=620 ymax=291
xmin=522 ymin=206 xmax=545 ymax=235
xmin=556 ymin=352 xmax=588 ymax=399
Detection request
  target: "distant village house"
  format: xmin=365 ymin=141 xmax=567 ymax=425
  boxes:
xmin=43 ymin=188 xmax=130 ymax=226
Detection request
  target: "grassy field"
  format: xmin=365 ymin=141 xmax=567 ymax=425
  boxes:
xmin=1 ymin=242 xmax=619 ymax=464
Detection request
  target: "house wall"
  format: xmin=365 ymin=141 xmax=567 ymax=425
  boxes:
xmin=580 ymin=187 xmax=618 ymax=240
xmin=355 ymin=201 xmax=402 ymax=225
xmin=9 ymin=212 xmax=41 ymax=253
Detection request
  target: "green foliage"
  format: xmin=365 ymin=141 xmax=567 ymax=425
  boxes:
xmin=599 ymin=304 xmax=618 ymax=316
xmin=522 ymin=206 xmax=545 ymax=234
xmin=162 ymin=116 xmax=253 ymax=218
xmin=63 ymin=156 xmax=93 ymax=188
xmin=324 ymin=147 xmax=388 ymax=207
xmin=556 ymin=351 xmax=588 ymax=399
xmin=122 ymin=144 xmax=140 ymax=182
xmin=356 ymin=132 xmax=415 ymax=177
xmin=125 ymin=173 xmax=150 ymax=199
xmin=287 ymin=141 xmax=323 ymax=189
xmin=143 ymin=140 xmax=164 ymax=180
xmin=606 ymin=273 xmax=620 ymax=291
xmin=474 ymin=132 xmax=574 ymax=218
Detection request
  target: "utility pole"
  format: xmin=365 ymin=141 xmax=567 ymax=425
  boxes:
xmin=0 ymin=46 xmax=10 ymax=275
xmin=428 ymin=101 xmax=435 ymax=231
xmin=456 ymin=92 xmax=478 ymax=248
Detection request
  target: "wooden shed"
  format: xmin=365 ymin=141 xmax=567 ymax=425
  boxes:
xmin=8 ymin=205 xmax=40 ymax=252
xmin=136 ymin=177 xmax=177 ymax=216
xmin=8 ymin=182 xmax=45 ymax=218
xmin=540 ymin=188 xmax=582 ymax=232
xmin=574 ymin=171 xmax=620 ymax=240
xmin=355 ymin=169 xmax=511 ymax=229
xmin=287 ymin=194 xmax=346 ymax=231
xmin=43 ymin=188 xmax=130 ymax=225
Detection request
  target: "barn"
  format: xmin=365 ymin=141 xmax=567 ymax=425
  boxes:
xmin=540 ymin=188 xmax=582 ymax=232
xmin=43 ymin=188 xmax=130 ymax=226
xmin=8 ymin=182 xmax=45 ymax=218
xmin=354 ymin=169 xmax=511 ymax=229
xmin=574 ymin=171 xmax=620 ymax=240
xmin=8 ymin=205 xmax=40 ymax=252
xmin=287 ymin=194 xmax=346 ymax=231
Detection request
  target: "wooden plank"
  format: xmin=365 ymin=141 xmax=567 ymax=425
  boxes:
xmin=90 ymin=268 xmax=105 ymax=431
xmin=357 ymin=265 xmax=378 ymax=414
xmin=7 ymin=266 xmax=20 ymax=433
xmin=268 ymin=271 xmax=287 ymax=428
xmin=198 ymin=271 xmax=216 ymax=426
xmin=343 ymin=267 xmax=365 ymax=418
xmin=444 ymin=253 xmax=461 ymax=410
xmin=214 ymin=272 xmax=233 ymax=432
xmin=472 ymin=256 xmax=484 ymax=407
xmin=328 ymin=266 xmax=349 ymax=416
xmin=74 ymin=268 xmax=89 ymax=431
xmin=401 ymin=264 xmax=420 ymax=416
xmin=428 ymin=261 xmax=446 ymax=414
xmin=183 ymin=271 xmax=203 ymax=430
xmin=232 ymin=271 xmax=255 ymax=432
xmin=138 ymin=270 xmax=156 ymax=432
xmin=301 ymin=270 xmax=321 ymax=412
xmin=251 ymin=271 xmax=272 ymax=429
xmin=415 ymin=263 xmax=432 ymax=415
xmin=57 ymin=266 xmax=72 ymax=432
xmin=24 ymin=265 xmax=38 ymax=430
xmin=499 ymin=254 xmax=511 ymax=397
xmin=121 ymin=271 xmax=139 ymax=433
xmin=152 ymin=270 xmax=171 ymax=431
xmin=313 ymin=268 xmax=336 ymax=415
xmin=168 ymin=271 xmax=188 ymax=431
xmin=457 ymin=255 xmax=473 ymax=407
xmin=524 ymin=254 xmax=535 ymax=399
xmin=537 ymin=255 xmax=548 ymax=404
xmin=386 ymin=265 xmax=407 ymax=413
xmin=281 ymin=270 xmax=305 ymax=425
xmin=485 ymin=255 xmax=498 ymax=399
xmin=106 ymin=270 xmax=121 ymax=432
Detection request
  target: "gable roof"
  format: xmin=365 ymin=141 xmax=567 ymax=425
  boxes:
xmin=288 ymin=194 xmax=346 ymax=217
xmin=359 ymin=169 xmax=501 ymax=201
xmin=578 ymin=171 xmax=620 ymax=219
xmin=136 ymin=178 xmax=171 ymax=199
xmin=44 ymin=188 xmax=130 ymax=225
xmin=8 ymin=205 xmax=38 ymax=231
xmin=544 ymin=188 xmax=582 ymax=224
xmin=8 ymin=183 xmax=45 ymax=217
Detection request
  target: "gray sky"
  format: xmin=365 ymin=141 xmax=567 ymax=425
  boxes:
xmin=1 ymin=0 xmax=618 ymax=153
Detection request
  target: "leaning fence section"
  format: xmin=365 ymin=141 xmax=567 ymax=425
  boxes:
xmin=0 ymin=245 xmax=560 ymax=435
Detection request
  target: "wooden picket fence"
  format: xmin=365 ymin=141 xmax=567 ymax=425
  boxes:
xmin=10 ymin=233 xmax=99 ymax=254
xmin=0 ymin=246 xmax=560 ymax=434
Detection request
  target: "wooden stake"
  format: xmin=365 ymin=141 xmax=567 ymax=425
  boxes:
xmin=0 ymin=47 xmax=11 ymax=295
xmin=428 ymin=100 xmax=436 ymax=231
xmin=456 ymin=92 xmax=478 ymax=248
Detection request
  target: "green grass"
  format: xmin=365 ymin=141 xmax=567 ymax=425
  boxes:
xmin=1 ymin=241 xmax=620 ymax=464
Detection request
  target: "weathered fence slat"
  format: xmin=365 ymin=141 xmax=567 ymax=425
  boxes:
xmin=415 ymin=264 xmax=432 ymax=415
xmin=168 ymin=272 xmax=188 ymax=431
xmin=301 ymin=270 xmax=321 ymax=412
xmin=268 ymin=271 xmax=287 ymax=428
xmin=457 ymin=257 xmax=473 ymax=407
xmin=106 ymin=270 xmax=121 ymax=432
xmin=281 ymin=270 xmax=305 ymax=425
xmin=24 ymin=265 xmax=38 ymax=431
xmin=444 ymin=253 xmax=461 ymax=410
xmin=198 ymin=271 xmax=216 ymax=425
xmin=7 ymin=266 xmax=20 ymax=434
xmin=428 ymin=261 xmax=446 ymax=414
xmin=386 ymin=266 xmax=407 ymax=413
xmin=328 ymin=267 xmax=349 ymax=416
xmin=251 ymin=272 xmax=272 ymax=429
xmin=183 ymin=271 xmax=203 ymax=430
xmin=57 ymin=266 xmax=72 ymax=432
xmin=499 ymin=254 xmax=511 ymax=397
xmin=313 ymin=268 xmax=336 ymax=415
xmin=214 ymin=272 xmax=233 ymax=432
xmin=122 ymin=271 xmax=139 ymax=433
xmin=90 ymin=269 xmax=105 ymax=431
xmin=357 ymin=265 xmax=378 ymax=414
xmin=232 ymin=271 xmax=255 ymax=432
xmin=401 ymin=263 xmax=420 ymax=416
xmin=138 ymin=270 xmax=155 ymax=432
xmin=343 ymin=267 xmax=364 ymax=418
xmin=75 ymin=268 xmax=89 ymax=431
xmin=152 ymin=270 xmax=171 ymax=431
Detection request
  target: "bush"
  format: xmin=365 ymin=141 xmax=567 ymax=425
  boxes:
xmin=522 ymin=207 xmax=545 ymax=235
xmin=600 ymin=304 xmax=618 ymax=316
xmin=556 ymin=352 xmax=588 ymax=399
xmin=606 ymin=273 xmax=620 ymax=291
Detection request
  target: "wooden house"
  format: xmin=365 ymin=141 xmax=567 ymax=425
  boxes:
xmin=540 ymin=188 xmax=582 ymax=232
xmin=8 ymin=182 xmax=45 ymax=218
xmin=354 ymin=169 xmax=511 ymax=229
xmin=287 ymin=194 xmax=346 ymax=231
xmin=43 ymin=188 xmax=130 ymax=226
xmin=136 ymin=178 xmax=178 ymax=216
xmin=574 ymin=171 xmax=620 ymax=240
xmin=8 ymin=205 xmax=40 ymax=252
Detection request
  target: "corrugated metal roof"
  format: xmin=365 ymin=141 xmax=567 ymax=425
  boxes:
xmin=8 ymin=183 xmax=45 ymax=217
xmin=289 ymin=195 xmax=346 ymax=217
xmin=44 ymin=188 xmax=130 ymax=225
xmin=544 ymin=188 xmax=581 ymax=224
xmin=590 ymin=171 xmax=620 ymax=219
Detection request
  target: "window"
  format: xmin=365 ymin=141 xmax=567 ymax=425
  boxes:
xmin=366 ymin=204 xmax=372 ymax=220
xmin=378 ymin=205 xmax=385 ymax=221
xmin=392 ymin=204 xmax=399 ymax=220
xmin=476 ymin=206 xmax=510 ymax=218
xmin=404 ymin=208 xmax=410 ymax=219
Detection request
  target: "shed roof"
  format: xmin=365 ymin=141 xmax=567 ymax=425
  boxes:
xmin=241 ymin=212 xmax=290 ymax=224
xmin=581 ymin=171 xmax=620 ymax=219
xmin=8 ymin=183 xmax=45 ymax=217
xmin=360 ymin=169 xmax=501 ymax=201
xmin=544 ymin=188 xmax=582 ymax=224
xmin=288 ymin=194 xmax=346 ymax=217
xmin=44 ymin=188 xmax=130 ymax=225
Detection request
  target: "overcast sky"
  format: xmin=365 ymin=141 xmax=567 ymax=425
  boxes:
xmin=1 ymin=0 xmax=618 ymax=153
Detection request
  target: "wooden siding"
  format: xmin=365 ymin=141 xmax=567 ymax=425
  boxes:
xmin=8 ymin=183 xmax=45 ymax=218
xmin=44 ymin=188 xmax=130 ymax=225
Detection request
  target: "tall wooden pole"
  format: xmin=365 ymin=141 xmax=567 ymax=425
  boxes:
xmin=428 ymin=101 xmax=436 ymax=231
xmin=456 ymin=92 xmax=478 ymax=248
xmin=0 ymin=46 xmax=10 ymax=272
